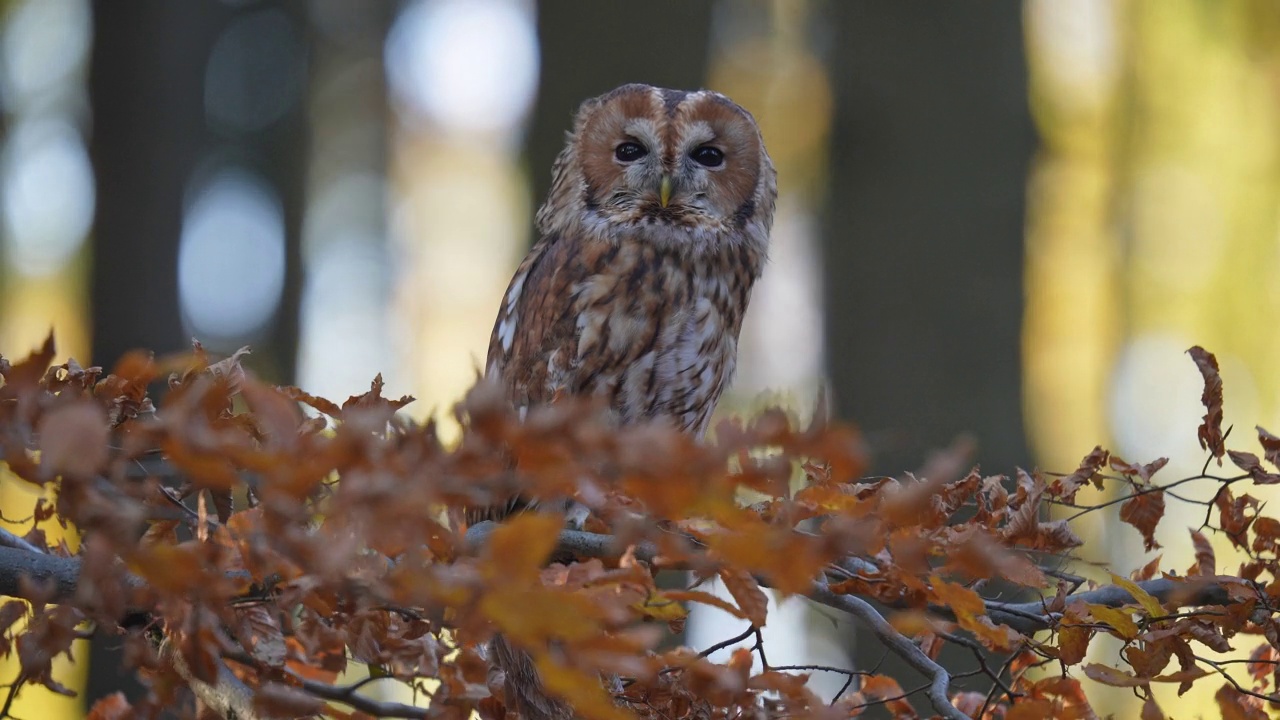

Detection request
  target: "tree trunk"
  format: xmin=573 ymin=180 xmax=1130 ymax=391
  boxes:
xmin=824 ymin=0 xmax=1035 ymax=478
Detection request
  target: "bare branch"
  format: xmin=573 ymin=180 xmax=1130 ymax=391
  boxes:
xmin=292 ymin=677 xmax=429 ymax=719
xmin=168 ymin=646 xmax=262 ymax=720
xmin=810 ymin=582 xmax=967 ymax=720
xmin=0 ymin=546 xmax=80 ymax=601
xmin=984 ymin=576 xmax=1233 ymax=634
xmin=0 ymin=528 xmax=44 ymax=556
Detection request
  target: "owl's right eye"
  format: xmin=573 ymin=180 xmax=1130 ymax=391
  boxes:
xmin=614 ymin=142 xmax=648 ymax=162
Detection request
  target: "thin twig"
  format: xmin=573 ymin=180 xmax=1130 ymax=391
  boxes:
xmin=1194 ymin=654 xmax=1280 ymax=705
xmin=292 ymin=676 xmax=428 ymax=719
xmin=0 ymin=675 xmax=23 ymax=720
xmin=696 ymin=625 xmax=755 ymax=659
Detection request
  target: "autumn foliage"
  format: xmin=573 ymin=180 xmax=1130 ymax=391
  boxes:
xmin=1 ymin=337 xmax=1280 ymax=719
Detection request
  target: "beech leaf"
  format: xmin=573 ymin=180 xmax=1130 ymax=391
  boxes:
xmin=1188 ymin=346 xmax=1225 ymax=461
xmin=718 ymin=567 xmax=768 ymax=627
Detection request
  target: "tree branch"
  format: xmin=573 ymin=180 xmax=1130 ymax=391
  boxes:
xmin=292 ymin=677 xmax=429 ymax=719
xmin=168 ymin=645 xmax=262 ymax=720
xmin=0 ymin=546 xmax=80 ymax=601
xmin=0 ymin=528 xmax=1245 ymax=637
xmin=0 ymin=528 xmax=45 ymax=556
xmin=810 ymin=582 xmax=966 ymax=720
xmin=983 ymin=576 xmax=1233 ymax=634
xmin=0 ymin=523 xmax=1253 ymax=720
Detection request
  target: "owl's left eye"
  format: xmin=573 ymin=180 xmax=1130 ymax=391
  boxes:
xmin=691 ymin=146 xmax=725 ymax=167
xmin=615 ymin=142 xmax=648 ymax=162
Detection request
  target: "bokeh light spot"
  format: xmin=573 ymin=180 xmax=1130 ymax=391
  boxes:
xmin=384 ymin=0 xmax=538 ymax=134
xmin=178 ymin=167 xmax=286 ymax=341
xmin=1 ymin=118 xmax=94 ymax=276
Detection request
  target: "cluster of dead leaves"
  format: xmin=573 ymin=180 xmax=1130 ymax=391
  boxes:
xmin=0 ymin=337 xmax=1279 ymax=719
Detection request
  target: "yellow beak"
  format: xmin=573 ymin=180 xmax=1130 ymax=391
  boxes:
xmin=659 ymin=175 xmax=672 ymax=208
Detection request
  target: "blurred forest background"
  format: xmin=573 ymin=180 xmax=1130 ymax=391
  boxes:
xmin=1 ymin=0 xmax=1279 ymax=717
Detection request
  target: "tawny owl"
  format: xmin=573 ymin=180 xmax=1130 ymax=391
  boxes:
xmin=485 ymin=81 xmax=775 ymax=483
xmin=478 ymin=84 xmax=776 ymax=719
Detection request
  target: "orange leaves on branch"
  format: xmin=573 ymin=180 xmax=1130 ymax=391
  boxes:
xmin=1188 ymin=346 xmax=1226 ymax=461
xmin=853 ymin=674 xmax=917 ymax=718
xmin=1082 ymin=663 xmax=1148 ymax=687
xmin=86 ymin=693 xmax=133 ymax=720
xmin=10 ymin=334 xmax=1280 ymax=720
xmin=1 ymin=329 xmax=56 ymax=390
xmin=277 ymin=384 xmax=342 ymax=418
xmin=1120 ymin=488 xmax=1165 ymax=551
xmin=233 ymin=605 xmax=286 ymax=669
xmin=1051 ymin=446 xmax=1108 ymax=503
xmin=482 ymin=513 xmax=564 ymax=586
xmin=1111 ymin=455 xmax=1169 ymax=484
xmin=1055 ymin=607 xmax=1092 ymax=666
xmin=1228 ymin=450 xmax=1280 ymax=484
xmin=1003 ymin=470 xmax=1083 ymax=553
xmin=204 ymin=345 xmax=251 ymax=395
xmin=538 ymin=659 xmax=633 ymax=720
xmin=1109 ymin=573 xmax=1164 ymax=617
xmin=1086 ymin=603 xmax=1139 ymax=640
xmin=1215 ymin=684 xmax=1269 ymax=720
xmin=718 ymin=568 xmax=768 ymax=627
xmin=1112 ymin=455 xmax=1169 ymax=551
xmin=659 ymin=589 xmax=746 ymax=622
xmin=342 ymin=373 xmax=414 ymax=416
xmin=1217 ymin=487 xmax=1260 ymax=549
xmin=1126 ymin=640 xmax=1173 ymax=679
xmin=938 ymin=526 xmax=1046 ymax=588
xmin=37 ymin=400 xmax=109 ymax=481
xmin=1013 ymin=676 xmax=1091 ymax=719
xmin=1188 ymin=529 xmax=1215 ymax=576
xmin=929 ymin=576 xmax=1022 ymax=651
xmin=1258 ymin=426 xmax=1280 ymax=470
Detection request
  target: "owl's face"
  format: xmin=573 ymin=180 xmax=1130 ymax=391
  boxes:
xmin=539 ymin=84 xmax=776 ymax=253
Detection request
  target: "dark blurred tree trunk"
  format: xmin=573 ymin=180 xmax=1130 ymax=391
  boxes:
xmin=88 ymin=2 xmax=226 ymax=706
xmin=89 ymin=1 xmax=305 ymax=383
xmin=822 ymin=0 xmax=1036 ymax=698
xmin=254 ymin=3 xmax=308 ymax=388
xmin=88 ymin=0 xmax=307 ymax=703
xmin=824 ymin=1 xmax=1035 ymax=475
xmin=527 ymin=0 xmax=715 ymax=212
xmin=89 ymin=2 xmax=224 ymax=370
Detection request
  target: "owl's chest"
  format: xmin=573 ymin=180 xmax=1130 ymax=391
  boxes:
xmin=557 ymin=246 xmax=750 ymax=432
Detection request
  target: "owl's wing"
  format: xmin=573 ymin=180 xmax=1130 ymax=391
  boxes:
xmin=485 ymin=230 xmax=581 ymax=409
xmin=472 ymin=232 xmax=583 ymax=526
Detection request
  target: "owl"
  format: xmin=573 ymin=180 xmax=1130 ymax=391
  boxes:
xmin=485 ymin=81 xmax=776 ymax=479
xmin=478 ymin=84 xmax=776 ymax=719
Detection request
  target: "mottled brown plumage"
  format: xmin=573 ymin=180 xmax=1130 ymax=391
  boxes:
xmin=477 ymin=84 xmax=776 ymax=719
xmin=489 ymin=83 xmax=774 ymax=439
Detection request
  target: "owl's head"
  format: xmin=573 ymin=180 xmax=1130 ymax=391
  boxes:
xmin=538 ymin=84 xmax=777 ymax=255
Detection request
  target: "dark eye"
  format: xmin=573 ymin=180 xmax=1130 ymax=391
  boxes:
xmin=614 ymin=141 xmax=647 ymax=162
xmin=691 ymin=146 xmax=724 ymax=167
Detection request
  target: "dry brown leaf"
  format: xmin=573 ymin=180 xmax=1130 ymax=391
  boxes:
xmin=37 ymin=401 xmax=109 ymax=480
xmin=1119 ymin=489 xmax=1165 ymax=551
xmin=1188 ymin=346 xmax=1225 ymax=461
xmin=1188 ymin=529 xmax=1215 ymax=576
xmin=718 ymin=568 xmax=768 ymax=628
